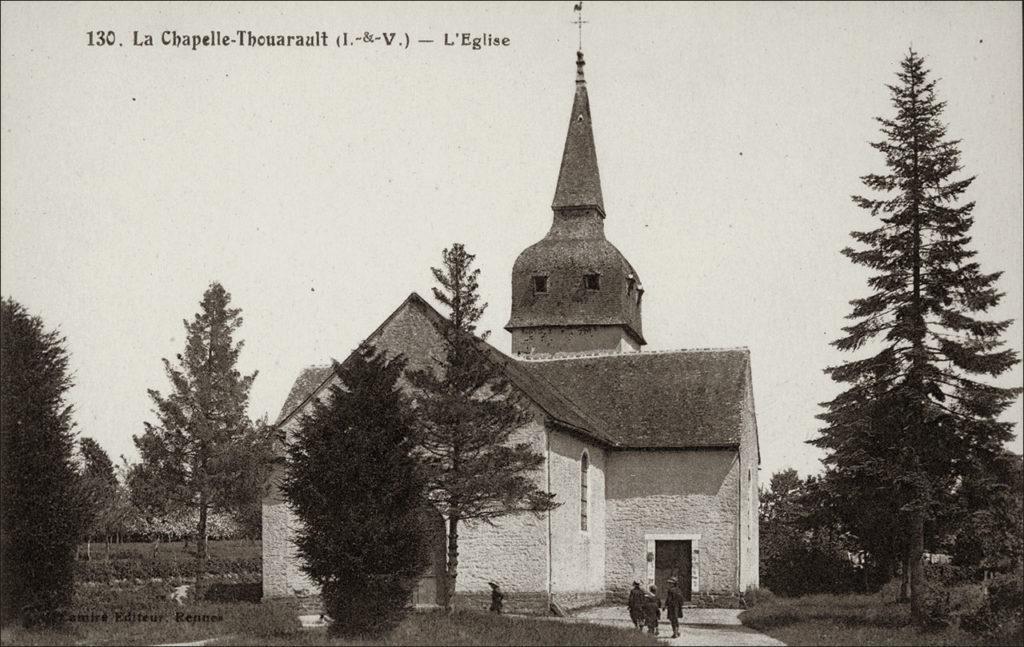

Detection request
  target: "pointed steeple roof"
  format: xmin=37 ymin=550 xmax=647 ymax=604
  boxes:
xmin=552 ymin=51 xmax=605 ymax=215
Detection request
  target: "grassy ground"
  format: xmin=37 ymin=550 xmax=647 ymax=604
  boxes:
xmin=209 ymin=610 xmax=662 ymax=646
xmin=1 ymin=579 xmax=658 ymax=646
xmin=739 ymin=593 xmax=982 ymax=646
xmin=0 ymin=580 xmax=275 ymax=646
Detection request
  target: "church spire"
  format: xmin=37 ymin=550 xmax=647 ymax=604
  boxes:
xmin=507 ymin=46 xmax=644 ymax=356
xmin=551 ymin=50 xmax=605 ymax=216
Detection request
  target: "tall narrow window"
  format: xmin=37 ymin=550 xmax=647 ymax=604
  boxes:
xmin=532 ymin=275 xmax=548 ymax=294
xmin=580 ymin=452 xmax=589 ymax=531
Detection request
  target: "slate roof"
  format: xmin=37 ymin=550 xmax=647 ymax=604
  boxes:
xmin=506 ymin=235 xmax=644 ymax=342
xmin=552 ymin=51 xmax=604 ymax=214
xmin=275 ymin=364 xmax=333 ymax=425
xmin=515 ymin=349 xmax=751 ymax=449
xmin=273 ymin=294 xmax=750 ymax=452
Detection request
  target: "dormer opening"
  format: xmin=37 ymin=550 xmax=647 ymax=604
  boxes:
xmin=583 ymin=273 xmax=601 ymax=291
xmin=532 ymin=275 xmax=549 ymax=294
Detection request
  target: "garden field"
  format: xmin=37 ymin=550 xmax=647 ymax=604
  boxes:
xmin=73 ymin=539 xmax=262 ymax=583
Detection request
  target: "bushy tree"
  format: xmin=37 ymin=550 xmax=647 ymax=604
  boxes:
xmin=949 ymin=451 xmax=1023 ymax=573
xmin=77 ymin=437 xmax=119 ymax=560
xmin=407 ymin=244 xmax=558 ymax=611
xmin=133 ymin=283 xmax=259 ymax=558
xmin=0 ymin=298 xmax=83 ymax=626
xmin=283 ymin=344 xmax=430 ymax=636
xmin=813 ymin=50 xmax=1021 ymax=622
xmin=759 ymin=469 xmax=860 ymax=596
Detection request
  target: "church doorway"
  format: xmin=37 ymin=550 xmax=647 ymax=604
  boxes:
xmin=654 ymin=540 xmax=692 ymax=601
xmin=412 ymin=508 xmax=447 ymax=607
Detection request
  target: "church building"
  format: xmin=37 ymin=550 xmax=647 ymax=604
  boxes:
xmin=263 ymin=50 xmax=760 ymax=613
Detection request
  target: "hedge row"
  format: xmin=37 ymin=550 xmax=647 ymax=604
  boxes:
xmin=76 ymin=557 xmax=260 ymax=582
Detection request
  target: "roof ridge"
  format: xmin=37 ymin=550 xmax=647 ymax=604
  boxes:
xmin=516 ymin=346 xmax=750 ymax=362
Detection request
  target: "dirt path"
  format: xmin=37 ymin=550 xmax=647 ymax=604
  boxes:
xmin=572 ymin=606 xmax=785 ymax=646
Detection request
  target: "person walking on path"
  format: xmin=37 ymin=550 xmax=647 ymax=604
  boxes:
xmin=643 ymin=585 xmax=661 ymax=635
xmin=665 ymin=577 xmax=685 ymax=638
xmin=627 ymin=581 xmax=644 ymax=630
xmin=488 ymin=581 xmax=504 ymax=614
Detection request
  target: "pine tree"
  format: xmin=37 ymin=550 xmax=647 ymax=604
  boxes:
xmin=813 ymin=50 xmax=1021 ymax=623
xmin=283 ymin=344 xmax=430 ymax=636
xmin=0 ymin=298 xmax=83 ymax=626
xmin=408 ymin=244 xmax=558 ymax=612
xmin=133 ymin=283 xmax=258 ymax=559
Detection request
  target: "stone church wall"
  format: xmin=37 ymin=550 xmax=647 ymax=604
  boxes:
xmin=547 ymin=428 xmax=607 ymax=607
xmin=511 ymin=325 xmax=639 ymax=356
xmin=605 ymin=449 xmax=741 ymax=597
xmin=262 ymin=462 xmax=318 ymax=599
xmin=738 ymin=361 xmax=760 ymax=591
xmin=453 ymin=418 xmax=550 ymax=613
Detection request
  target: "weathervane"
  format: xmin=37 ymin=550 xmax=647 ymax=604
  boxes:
xmin=572 ymin=2 xmax=587 ymax=50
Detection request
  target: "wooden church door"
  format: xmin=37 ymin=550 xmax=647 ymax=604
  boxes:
xmin=654 ymin=540 xmax=692 ymax=602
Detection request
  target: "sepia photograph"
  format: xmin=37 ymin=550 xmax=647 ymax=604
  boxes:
xmin=1 ymin=2 xmax=1021 ymax=645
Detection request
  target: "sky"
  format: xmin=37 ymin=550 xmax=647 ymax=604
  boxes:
xmin=2 ymin=1 xmax=1021 ymax=479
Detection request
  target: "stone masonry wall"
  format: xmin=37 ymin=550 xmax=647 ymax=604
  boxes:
xmin=512 ymin=325 xmax=639 ymax=356
xmin=455 ymin=419 xmax=549 ymax=598
xmin=262 ymin=464 xmax=317 ymax=599
xmin=738 ymin=361 xmax=760 ymax=591
xmin=547 ymin=429 xmax=606 ymax=596
xmin=605 ymin=450 xmax=741 ymax=596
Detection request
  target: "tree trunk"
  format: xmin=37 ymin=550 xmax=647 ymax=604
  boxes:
xmin=105 ymin=535 xmax=111 ymax=561
xmin=445 ymin=515 xmax=460 ymax=614
xmin=909 ymin=511 xmax=925 ymax=624
xmin=900 ymin=544 xmax=911 ymax=602
xmin=198 ymin=495 xmax=209 ymax=559
xmin=86 ymin=537 xmax=92 ymax=562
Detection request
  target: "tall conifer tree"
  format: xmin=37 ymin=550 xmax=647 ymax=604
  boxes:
xmin=0 ymin=298 xmax=83 ymax=626
xmin=134 ymin=283 xmax=257 ymax=558
xmin=408 ymin=244 xmax=558 ymax=612
xmin=814 ymin=51 xmax=1021 ymax=622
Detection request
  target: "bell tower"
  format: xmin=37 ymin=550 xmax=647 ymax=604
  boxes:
xmin=506 ymin=51 xmax=645 ymax=357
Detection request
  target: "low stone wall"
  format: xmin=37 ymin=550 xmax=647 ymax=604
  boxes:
xmin=454 ymin=591 xmax=550 ymax=615
xmin=606 ymin=587 xmax=743 ymax=609
xmin=690 ymin=591 xmax=746 ymax=609
xmin=262 ymin=594 xmax=324 ymax=615
xmin=553 ymin=591 xmax=608 ymax=610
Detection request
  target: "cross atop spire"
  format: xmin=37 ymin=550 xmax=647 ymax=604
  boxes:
xmin=572 ymin=2 xmax=588 ymax=50
xmin=552 ymin=50 xmax=605 ymax=215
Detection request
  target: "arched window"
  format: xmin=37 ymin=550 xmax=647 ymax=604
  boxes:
xmin=580 ymin=451 xmax=589 ymax=531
